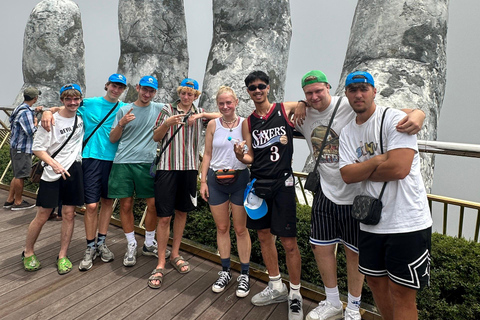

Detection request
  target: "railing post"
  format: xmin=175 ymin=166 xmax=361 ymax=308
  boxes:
xmin=458 ymin=207 xmax=465 ymax=238
xmin=443 ymin=203 xmax=448 ymax=235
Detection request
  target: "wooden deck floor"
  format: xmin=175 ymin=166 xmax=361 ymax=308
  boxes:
xmin=0 ymin=189 xmax=321 ymax=320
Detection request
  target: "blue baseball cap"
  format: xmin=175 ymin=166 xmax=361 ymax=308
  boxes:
xmin=345 ymin=71 xmax=375 ymax=88
xmin=243 ymin=179 xmax=268 ymax=220
xmin=108 ymin=73 xmax=127 ymax=85
xmin=139 ymin=76 xmax=158 ymax=90
xmin=180 ymin=78 xmax=199 ymax=90
xmin=60 ymin=83 xmax=82 ymax=95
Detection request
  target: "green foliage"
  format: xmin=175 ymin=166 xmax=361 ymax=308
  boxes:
xmin=417 ymin=233 xmax=480 ymax=319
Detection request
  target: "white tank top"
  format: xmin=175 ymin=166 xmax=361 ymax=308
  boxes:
xmin=210 ymin=117 xmax=248 ymax=171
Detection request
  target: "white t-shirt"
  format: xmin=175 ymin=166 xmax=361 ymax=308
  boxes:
xmin=210 ymin=117 xmax=248 ymax=171
xmin=32 ymin=113 xmax=84 ymax=182
xmin=339 ymin=106 xmax=432 ymax=234
xmin=296 ymin=96 xmax=361 ymax=205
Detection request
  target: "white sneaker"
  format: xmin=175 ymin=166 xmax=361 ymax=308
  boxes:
xmin=251 ymin=281 xmax=288 ymax=306
xmin=123 ymin=242 xmax=137 ymax=267
xmin=305 ymin=300 xmax=343 ymax=320
xmin=288 ymin=292 xmax=303 ymax=320
xmin=344 ymin=307 xmax=361 ymax=320
xmin=236 ymin=274 xmax=250 ymax=298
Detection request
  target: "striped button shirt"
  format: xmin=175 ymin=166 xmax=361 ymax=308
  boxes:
xmin=9 ymin=103 xmax=37 ymax=154
xmin=155 ymin=101 xmax=205 ymax=171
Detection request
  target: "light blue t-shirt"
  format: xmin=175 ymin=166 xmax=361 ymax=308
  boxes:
xmin=78 ymin=96 xmax=127 ymax=161
xmin=112 ymin=102 xmax=165 ymax=164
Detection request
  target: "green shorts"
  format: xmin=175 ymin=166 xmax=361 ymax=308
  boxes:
xmin=108 ymin=163 xmax=154 ymax=199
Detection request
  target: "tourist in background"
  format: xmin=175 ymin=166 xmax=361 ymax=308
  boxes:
xmin=4 ymin=87 xmax=41 ymax=211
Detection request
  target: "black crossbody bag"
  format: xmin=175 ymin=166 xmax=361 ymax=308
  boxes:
xmin=351 ymin=108 xmax=389 ymax=225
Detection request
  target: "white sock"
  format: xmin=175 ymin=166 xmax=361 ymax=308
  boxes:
xmin=269 ymin=274 xmax=283 ymax=291
xmin=145 ymin=230 xmax=155 ymax=247
xmin=325 ymin=286 xmax=342 ymax=308
xmin=125 ymin=232 xmax=137 ymax=246
xmin=347 ymin=292 xmax=361 ymax=311
xmin=289 ymin=282 xmax=301 ymax=298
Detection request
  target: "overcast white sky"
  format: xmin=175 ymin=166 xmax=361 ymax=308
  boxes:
xmin=0 ymin=1 xmax=479 ymax=216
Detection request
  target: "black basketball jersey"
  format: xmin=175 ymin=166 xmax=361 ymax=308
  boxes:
xmin=248 ymin=103 xmax=294 ymax=179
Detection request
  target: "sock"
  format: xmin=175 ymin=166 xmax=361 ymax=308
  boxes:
xmin=289 ymin=282 xmax=301 ymax=298
xmin=347 ymin=292 xmax=361 ymax=311
xmin=96 ymin=233 xmax=106 ymax=246
xmin=145 ymin=230 xmax=155 ymax=247
xmin=240 ymin=262 xmax=249 ymax=275
xmin=269 ymin=274 xmax=283 ymax=291
xmin=221 ymin=258 xmax=231 ymax=272
xmin=125 ymin=231 xmax=136 ymax=246
xmin=86 ymin=238 xmax=96 ymax=249
xmin=325 ymin=286 xmax=342 ymax=308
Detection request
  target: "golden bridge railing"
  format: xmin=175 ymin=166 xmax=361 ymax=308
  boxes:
xmin=1 ymin=104 xmax=480 ymax=243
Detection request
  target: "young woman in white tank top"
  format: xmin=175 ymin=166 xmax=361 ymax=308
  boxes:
xmin=200 ymin=86 xmax=251 ymax=298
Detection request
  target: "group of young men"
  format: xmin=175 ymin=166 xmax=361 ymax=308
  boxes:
xmin=10 ymin=68 xmax=431 ymax=320
xmin=235 ymin=70 xmax=430 ymax=320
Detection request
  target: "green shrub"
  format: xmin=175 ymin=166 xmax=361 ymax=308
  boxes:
xmin=417 ymin=233 xmax=480 ymax=319
xmin=184 ymin=194 xmax=480 ymax=320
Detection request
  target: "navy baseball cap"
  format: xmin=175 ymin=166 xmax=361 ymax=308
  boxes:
xmin=139 ymin=76 xmax=158 ymax=90
xmin=180 ymin=78 xmax=199 ymax=90
xmin=60 ymin=83 xmax=82 ymax=95
xmin=108 ymin=73 xmax=127 ymax=85
xmin=345 ymin=71 xmax=375 ymax=88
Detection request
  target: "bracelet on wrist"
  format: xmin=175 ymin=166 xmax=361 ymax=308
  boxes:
xmin=298 ymin=100 xmax=308 ymax=106
xmin=118 ymin=123 xmax=125 ymax=129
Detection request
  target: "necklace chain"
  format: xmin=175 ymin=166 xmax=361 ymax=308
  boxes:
xmin=221 ymin=115 xmax=237 ymax=132
xmin=222 ymin=115 xmax=237 ymax=124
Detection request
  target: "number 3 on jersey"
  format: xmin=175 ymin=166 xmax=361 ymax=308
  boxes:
xmin=270 ymin=146 xmax=280 ymax=162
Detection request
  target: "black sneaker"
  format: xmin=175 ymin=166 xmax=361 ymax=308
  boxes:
xmin=11 ymin=200 xmax=35 ymax=211
xmin=3 ymin=201 xmax=14 ymax=209
xmin=211 ymin=270 xmax=232 ymax=293
xmin=236 ymin=274 xmax=250 ymax=298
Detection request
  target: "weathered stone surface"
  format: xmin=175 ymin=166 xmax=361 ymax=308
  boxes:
xmin=199 ymin=0 xmax=292 ymax=116
xmin=118 ymin=0 xmax=189 ymax=103
xmin=13 ymin=0 xmax=86 ymax=107
xmin=332 ymin=0 xmax=448 ymax=191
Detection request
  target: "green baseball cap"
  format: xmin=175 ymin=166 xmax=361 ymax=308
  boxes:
xmin=301 ymin=70 xmax=329 ymax=88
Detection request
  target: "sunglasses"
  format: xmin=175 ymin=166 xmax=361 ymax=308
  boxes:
xmin=247 ymin=83 xmax=267 ymax=91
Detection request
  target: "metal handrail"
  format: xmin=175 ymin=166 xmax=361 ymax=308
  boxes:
xmin=2 ymin=106 xmax=480 ymax=242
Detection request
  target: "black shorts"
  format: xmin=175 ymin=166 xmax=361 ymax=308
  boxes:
xmin=206 ymin=168 xmax=249 ymax=206
xmin=246 ymin=179 xmax=297 ymax=238
xmin=154 ymin=170 xmax=197 ymax=217
xmin=83 ymin=158 xmax=113 ymax=204
xmin=36 ymin=161 xmax=84 ymax=208
xmin=310 ymin=189 xmax=359 ymax=252
xmin=358 ymin=227 xmax=432 ymax=290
